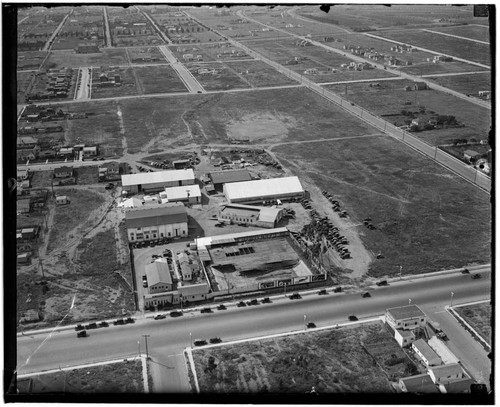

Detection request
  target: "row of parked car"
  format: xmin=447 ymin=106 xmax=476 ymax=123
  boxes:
xmin=75 ymin=317 xmax=135 ymax=337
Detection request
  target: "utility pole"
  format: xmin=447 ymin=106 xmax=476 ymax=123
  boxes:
xmin=399 ymin=265 xmax=403 ymax=280
xmin=142 ymin=335 xmax=150 ymax=359
xmin=137 ymin=340 xmax=141 ymax=356
xmin=450 ymin=292 xmax=454 ymax=307
xmin=304 ymin=314 xmax=307 ymax=330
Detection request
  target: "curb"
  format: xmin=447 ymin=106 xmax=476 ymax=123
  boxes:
xmin=446 ymin=303 xmax=491 ymax=351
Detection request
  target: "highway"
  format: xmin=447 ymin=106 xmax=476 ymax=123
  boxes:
xmin=17 ymin=268 xmax=491 ymax=386
xmin=74 ymin=67 xmax=91 ymax=100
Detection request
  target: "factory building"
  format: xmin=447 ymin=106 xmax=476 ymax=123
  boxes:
xmin=159 ymin=184 xmax=201 ymax=204
xmin=125 ymin=203 xmax=188 ymax=242
xmin=218 ymin=203 xmax=284 ymax=228
xmin=223 ymin=176 xmax=304 ymax=204
xmin=209 ymin=169 xmax=252 ymax=191
xmin=121 ymin=169 xmax=195 ymax=194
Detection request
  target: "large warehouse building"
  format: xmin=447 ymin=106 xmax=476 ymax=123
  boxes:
xmin=209 ymin=169 xmax=252 ymax=191
xmin=121 ymin=169 xmax=195 ymax=194
xmin=219 ymin=203 xmax=284 ymax=228
xmin=125 ymin=203 xmax=188 ymax=242
xmin=223 ymin=176 xmax=304 ymax=204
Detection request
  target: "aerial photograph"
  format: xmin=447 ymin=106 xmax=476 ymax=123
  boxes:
xmin=6 ymin=2 xmax=492 ymax=403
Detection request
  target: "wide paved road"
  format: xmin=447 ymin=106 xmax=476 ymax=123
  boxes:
xmin=17 ymin=269 xmax=491 ymax=384
xmin=74 ymin=68 xmax=91 ymax=100
xmin=158 ymin=46 xmax=206 ymax=93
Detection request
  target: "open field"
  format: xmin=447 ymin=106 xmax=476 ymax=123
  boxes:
xmin=399 ymin=61 xmax=488 ymax=76
xmin=168 ymin=42 xmax=253 ymax=63
xmin=455 ymin=302 xmax=491 ymax=345
xmin=43 ymin=49 xmax=129 ymax=69
xmin=118 ymin=87 xmax=377 ymax=149
xmin=274 ymin=136 xmax=491 ymax=277
xmin=17 ymin=359 xmax=144 ymax=393
xmin=297 ymin=5 xmax=481 ymax=31
xmin=427 ymin=72 xmax=491 ymax=97
xmin=133 ymin=65 xmax=188 ymax=94
xmin=374 ymin=30 xmax=491 ymax=66
xmin=192 ymin=321 xmax=415 ymax=393
xmin=46 ymin=187 xmax=106 ymax=254
xmin=430 ymin=25 xmax=490 ymax=43
xmin=17 ymin=71 xmax=35 ymax=103
xmin=126 ymin=46 xmax=166 ymax=64
xmin=189 ymin=62 xmax=250 ymax=91
xmin=325 ymin=79 xmax=490 ymax=145
xmin=222 ymin=60 xmax=297 ymax=87
xmin=18 ymin=51 xmax=48 ymax=70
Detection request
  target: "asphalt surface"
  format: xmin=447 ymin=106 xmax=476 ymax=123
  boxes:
xmin=17 ymin=269 xmax=491 ymax=382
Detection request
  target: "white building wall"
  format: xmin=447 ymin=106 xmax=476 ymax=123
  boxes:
xmin=128 ymin=221 xmax=188 ymax=241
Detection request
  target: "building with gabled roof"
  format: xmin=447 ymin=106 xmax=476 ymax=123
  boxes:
xmin=145 ymin=260 xmax=173 ymax=294
xmin=209 ymin=169 xmax=252 ymax=191
xmin=121 ymin=169 xmax=195 ymax=194
xmin=412 ymin=339 xmax=442 ymax=366
xmin=428 ymin=363 xmax=466 ymax=385
xmin=399 ymin=374 xmax=439 ymax=393
xmin=438 ymin=377 xmax=475 ymax=393
xmin=159 ymin=184 xmax=201 ymax=204
xmin=125 ymin=203 xmax=188 ymax=242
xmin=219 ymin=203 xmax=284 ymax=228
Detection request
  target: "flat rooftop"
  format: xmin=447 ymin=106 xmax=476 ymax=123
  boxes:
xmin=121 ymin=169 xmax=195 ymax=187
xmin=386 ymin=305 xmax=426 ymax=320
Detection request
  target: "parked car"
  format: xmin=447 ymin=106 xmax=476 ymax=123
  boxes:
xmin=75 ymin=324 xmax=85 ymax=331
xmin=471 ymin=273 xmax=482 ymax=280
xmin=200 ymin=307 xmax=212 ymax=314
xmin=246 ymin=299 xmax=259 ymax=306
xmin=318 ymin=289 xmax=328 ymax=295
xmin=209 ymin=337 xmax=222 ymax=344
xmin=143 ymin=281 xmax=148 ymax=288
xmin=77 ymin=330 xmax=88 ymax=338
xmin=99 ymin=321 xmax=109 ymax=327
xmin=376 ymin=280 xmax=388 ymax=286
xmin=461 ymin=268 xmax=470 ymax=274
xmin=125 ymin=317 xmax=135 ymax=324
xmin=237 ymin=301 xmax=247 ymax=307
xmin=348 ymin=315 xmax=358 ymax=321
xmin=154 ymin=314 xmax=166 ymax=320
xmin=306 ymin=322 xmax=316 ymax=329
xmin=290 ymin=293 xmax=302 ymax=300
xmin=193 ymin=339 xmax=207 ymax=346
xmin=170 ymin=311 xmax=183 ymax=318
xmin=261 ymin=297 xmax=272 ymax=304
xmin=333 ymin=287 xmax=342 ymax=293
xmin=113 ymin=319 xmax=124 ymax=325
xmin=85 ymin=322 xmax=98 ymax=330
xmin=362 ymin=292 xmax=371 ymax=298
xmin=217 ymin=304 xmax=227 ymax=310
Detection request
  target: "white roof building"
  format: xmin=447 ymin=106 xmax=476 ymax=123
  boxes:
xmin=159 ymin=184 xmax=201 ymax=204
xmin=121 ymin=169 xmax=195 ymax=194
xmin=195 ymin=227 xmax=289 ymax=250
xmin=223 ymin=176 xmax=304 ymax=203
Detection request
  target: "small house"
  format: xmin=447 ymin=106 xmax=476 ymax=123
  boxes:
xmin=17 ymin=198 xmax=31 ymax=214
xmin=56 ymin=195 xmax=70 ymax=205
xmin=385 ymin=305 xmax=427 ymax=331
xmin=428 ymin=363 xmax=466 ymax=385
xmin=146 ymin=261 xmax=173 ymax=294
xmin=82 ymin=146 xmax=97 ymax=157
xmin=412 ymin=339 xmax=442 ymax=367
xmin=54 ymin=166 xmax=73 ymax=178
xmin=17 ymin=252 xmax=32 ymax=265
xmin=21 ymin=227 xmax=39 ymax=240
xmin=399 ymin=374 xmax=439 ymax=393
xmin=17 ymin=169 xmax=29 ymax=181
xmin=414 ymin=81 xmax=429 ymax=91
xmin=394 ymin=328 xmax=416 ymax=347
xmin=19 ymin=309 xmax=40 ymax=322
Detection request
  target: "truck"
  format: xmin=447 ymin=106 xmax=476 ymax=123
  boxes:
xmin=428 ymin=320 xmax=448 ymax=340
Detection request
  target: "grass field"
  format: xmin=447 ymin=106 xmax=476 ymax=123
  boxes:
xmin=133 ymin=65 xmax=188 ymax=94
xmin=126 ymin=46 xmax=166 ymax=64
xmin=192 ymin=321 xmax=415 ymax=393
xmin=118 ymin=87 xmax=377 ymax=150
xmin=17 ymin=359 xmax=144 ymax=393
xmin=43 ymin=49 xmax=129 ymax=69
xmin=186 ymin=63 xmax=250 ymax=91
xmin=325 ymin=79 xmax=490 ymax=145
xmin=274 ymin=136 xmax=491 ymax=277
xmin=430 ymin=25 xmax=490 ymax=43
xmin=222 ymin=60 xmax=297 ymax=87
xmin=375 ymin=30 xmax=491 ymax=66
xmin=91 ymin=67 xmax=138 ymax=99
xmin=455 ymin=302 xmax=491 ymax=345
xmin=18 ymin=51 xmax=48 ymax=70
xmin=427 ymin=72 xmax=491 ymax=97
xmin=399 ymin=61 xmax=488 ymax=76
xmin=17 ymin=71 xmax=35 ymax=103
xmin=46 ymin=188 xmax=106 ymax=254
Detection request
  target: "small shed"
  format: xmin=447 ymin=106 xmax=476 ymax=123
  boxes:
xmin=17 ymin=198 xmax=31 ymax=214
xmin=414 ymin=81 xmax=429 ymax=91
xmin=17 ymin=252 xmax=32 ymax=265
xmin=19 ymin=309 xmax=40 ymax=322
xmin=463 ymin=150 xmax=481 ymax=162
xmin=173 ymin=159 xmax=191 ymax=169
xmin=56 ymin=195 xmax=70 ymax=205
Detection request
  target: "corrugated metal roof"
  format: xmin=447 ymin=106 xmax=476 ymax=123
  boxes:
xmin=125 ymin=204 xmax=187 ymax=228
xmin=145 ymin=261 xmax=172 ymax=286
xmin=387 ymin=305 xmax=426 ymax=320
xmin=196 ymin=227 xmax=289 ymax=249
xmin=209 ymin=169 xmax=251 ymax=185
xmin=224 ymin=176 xmax=303 ymax=201
xmin=121 ymin=169 xmax=195 ymax=187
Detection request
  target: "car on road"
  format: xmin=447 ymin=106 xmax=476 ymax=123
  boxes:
xmin=237 ymin=301 xmax=247 ymax=307
xmin=348 ymin=315 xmax=358 ymax=321
xmin=170 ymin=311 xmax=183 ymax=318
xmin=85 ymin=322 xmax=98 ymax=330
xmin=154 ymin=314 xmax=166 ymax=320
xmin=193 ymin=339 xmax=207 ymax=346
xmin=306 ymin=322 xmax=316 ymax=329
xmin=75 ymin=324 xmax=85 ymax=331
xmin=77 ymin=330 xmax=88 ymax=338
xmin=290 ymin=293 xmax=302 ymax=300
xmin=246 ymin=299 xmax=259 ymax=306
xmin=209 ymin=337 xmax=222 ymax=344
xmin=143 ymin=280 xmax=148 ymax=288
xmin=217 ymin=304 xmax=227 ymax=310
xmin=362 ymin=292 xmax=371 ymax=298
xmin=200 ymin=307 xmax=212 ymax=314
xmin=261 ymin=297 xmax=272 ymax=304
xmin=99 ymin=321 xmax=109 ymax=327
xmin=113 ymin=319 xmax=124 ymax=325
xmin=125 ymin=317 xmax=135 ymax=324
xmin=376 ymin=280 xmax=388 ymax=286
xmin=333 ymin=287 xmax=342 ymax=293
xmin=318 ymin=289 xmax=328 ymax=295
xmin=461 ymin=268 xmax=470 ymax=274
xmin=471 ymin=273 xmax=482 ymax=279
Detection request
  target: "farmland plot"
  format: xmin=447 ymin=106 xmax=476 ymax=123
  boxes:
xmin=274 ymin=136 xmax=491 ymax=277
xmin=427 ymin=72 xmax=491 ymax=97
xmin=118 ymin=87 xmax=377 ymax=149
xmin=375 ymin=30 xmax=491 ymax=66
xmin=399 ymin=61 xmax=487 ymax=76
xmin=192 ymin=321 xmax=414 ymax=393
xmin=133 ymin=65 xmax=188 ymax=94
xmin=43 ymin=49 xmax=129 ymax=69
xmin=17 ymin=71 xmax=35 ymax=103
xmin=325 ymin=79 xmax=490 ymax=145
xmin=430 ymin=25 xmax=490 ymax=43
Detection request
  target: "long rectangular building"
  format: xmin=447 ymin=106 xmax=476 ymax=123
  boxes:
xmin=219 ymin=203 xmax=283 ymax=228
xmin=121 ymin=169 xmax=195 ymax=194
xmin=223 ymin=176 xmax=304 ymax=204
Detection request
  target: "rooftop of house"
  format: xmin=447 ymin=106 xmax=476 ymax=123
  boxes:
xmin=400 ymin=374 xmax=439 ymax=393
xmin=413 ymin=339 xmax=441 ymax=362
xmin=125 ymin=204 xmax=187 ymax=228
xmin=386 ymin=305 xmax=426 ymax=320
xmin=428 ymin=363 xmax=464 ymax=378
xmin=145 ymin=260 xmax=172 ymax=286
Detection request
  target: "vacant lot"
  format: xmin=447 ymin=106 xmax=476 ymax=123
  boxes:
xmin=375 ymin=30 xmax=491 ymax=66
xmin=400 ymin=61 xmax=487 ymax=76
xmin=325 ymin=79 xmax=490 ymax=145
xmin=186 ymin=63 xmax=250 ymax=91
xmin=455 ymin=302 xmax=491 ymax=345
xmin=43 ymin=49 xmax=129 ymax=69
xmin=133 ymin=65 xmax=188 ymax=94
xmin=17 ymin=359 xmax=144 ymax=393
xmin=223 ymin=60 xmax=297 ymax=87
xmin=17 ymin=71 xmax=35 ymax=103
xmin=427 ymin=72 xmax=491 ymax=97
xmin=91 ymin=67 xmax=138 ymax=99
xmin=18 ymin=51 xmax=48 ymax=70
xmin=118 ymin=87 xmax=377 ymax=150
xmin=126 ymin=46 xmax=166 ymax=64
xmin=193 ymin=321 xmax=415 ymax=393
xmin=274 ymin=136 xmax=491 ymax=277
xmin=431 ymin=25 xmax=490 ymax=43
